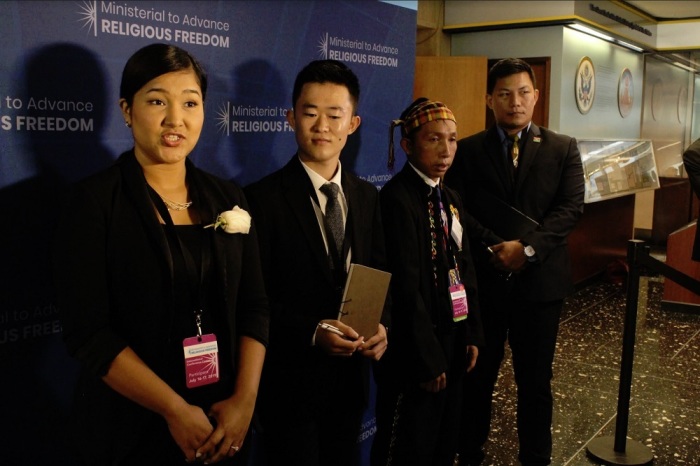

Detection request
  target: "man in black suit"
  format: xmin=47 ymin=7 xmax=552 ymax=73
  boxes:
xmin=245 ymin=60 xmax=388 ymax=466
xmin=682 ymin=137 xmax=700 ymax=260
xmin=444 ymin=58 xmax=585 ymax=466
xmin=371 ymin=98 xmax=498 ymax=466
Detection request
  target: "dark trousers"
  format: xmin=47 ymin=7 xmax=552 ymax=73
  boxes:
xmin=459 ymin=293 xmax=563 ymax=466
xmin=372 ymin=331 xmax=464 ymax=466
xmin=260 ymin=398 xmax=363 ymax=466
xmin=258 ymin=358 xmax=364 ymax=466
xmin=372 ymin=376 xmax=463 ymax=466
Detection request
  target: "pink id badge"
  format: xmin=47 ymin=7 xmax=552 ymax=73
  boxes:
xmin=450 ymin=284 xmax=469 ymax=322
xmin=183 ymin=333 xmax=219 ymax=388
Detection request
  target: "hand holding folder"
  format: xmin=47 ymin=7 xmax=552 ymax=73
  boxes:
xmin=476 ymin=192 xmax=539 ymax=240
xmin=337 ymin=264 xmax=391 ymax=339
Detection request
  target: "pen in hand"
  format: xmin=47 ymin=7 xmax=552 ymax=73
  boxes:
xmin=482 ymin=242 xmax=495 ymax=255
xmin=317 ymin=322 xmax=351 ymax=339
xmin=483 ymin=242 xmax=513 ymax=280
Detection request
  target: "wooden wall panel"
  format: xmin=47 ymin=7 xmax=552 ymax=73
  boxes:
xmin=414 ymin=56 xmax=487 ymax=139
xmin=568 ymin=195 xmax=635 ymax=285
xmin=663 ymin=221 xmax=700 ymax=309
xmin=651 ymin=177 xmax=693 ymax=245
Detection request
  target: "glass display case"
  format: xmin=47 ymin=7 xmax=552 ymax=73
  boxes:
xmin=578 ymin=139 xmax=660 ymax=203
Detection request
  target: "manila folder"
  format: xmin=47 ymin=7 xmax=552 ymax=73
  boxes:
xmin=338 ymin=263 xmax=391 ymax=339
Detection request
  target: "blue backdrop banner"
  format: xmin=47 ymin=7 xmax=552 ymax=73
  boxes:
xmin=0 ymin=1 xmax=415 ymax=464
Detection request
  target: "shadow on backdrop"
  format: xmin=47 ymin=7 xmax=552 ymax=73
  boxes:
xmin=0 ymin=42 xmax=114 ymax=466
xmin=230 ymin=59 xmax=287 ymax=186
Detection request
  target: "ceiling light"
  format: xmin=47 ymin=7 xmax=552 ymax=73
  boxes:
xmin=616 ymin=40 xmax=643 ymax=52
xmin=569 ymin=24 xmax=613 ymax=41
xmin=672 ymin=61 xmax=697 ymax=72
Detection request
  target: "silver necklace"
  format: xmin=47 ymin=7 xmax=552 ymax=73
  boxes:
xmin=158 ymin=193 xmax=192 ymax=211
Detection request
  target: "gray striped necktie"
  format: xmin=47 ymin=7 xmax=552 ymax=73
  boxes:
xmin=319 ymin=182 xmax=344 ymax=268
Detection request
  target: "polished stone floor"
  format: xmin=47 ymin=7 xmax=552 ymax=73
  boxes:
xmin=478 ymin=276 xmax=700 ymax=466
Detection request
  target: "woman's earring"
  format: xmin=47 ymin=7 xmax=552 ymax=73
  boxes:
xmin=125 ymin=121 xmax=131 ymax=128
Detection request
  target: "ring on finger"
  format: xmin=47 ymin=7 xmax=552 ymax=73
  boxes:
xmin=230 ymin=445 xmax=240 ymax=452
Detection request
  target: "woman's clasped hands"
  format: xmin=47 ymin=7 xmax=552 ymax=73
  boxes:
xmin=173 ymin=393 xmax=253 ymax=464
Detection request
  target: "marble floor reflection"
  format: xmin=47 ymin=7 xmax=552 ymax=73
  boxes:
xmin=478 ymin=276 xmax=700 ymax=466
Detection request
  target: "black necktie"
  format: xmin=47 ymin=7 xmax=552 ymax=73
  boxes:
xmin=319 ymin=182 xmax=344 ymax=268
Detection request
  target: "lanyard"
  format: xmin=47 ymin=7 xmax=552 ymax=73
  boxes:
xmin=147 ymin=185 xmax=211 ymax=340
xmin=433 ymin=186 xmax=462 ymax=284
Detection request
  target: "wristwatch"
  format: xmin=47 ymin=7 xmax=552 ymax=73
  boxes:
xmin=522 ymin=242 xmax=537 ymax=262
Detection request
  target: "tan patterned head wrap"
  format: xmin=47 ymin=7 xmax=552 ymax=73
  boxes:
xmin=388 ymin=98 xmax=456 ymax=170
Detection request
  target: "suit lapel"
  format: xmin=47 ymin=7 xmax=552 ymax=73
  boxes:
xmin=341 ymin=171 xmax=359 ymax=264
xmin=514 ymin=124 xmax=541 ymax=193
xmin=281 ymin=157 xmax=336 ymax=283
xmin=483 ymin=126 xmax=513 ymax=194
xmin=118 ymin=152 xmax=174 ymax=278
xmin=186 ymin=161 xmax=218 ymax=227
xmin=187 ymin=165 xmax=231 ymax=308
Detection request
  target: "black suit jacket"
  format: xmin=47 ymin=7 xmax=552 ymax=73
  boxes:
xmin=683 ymin=138 xmax=700 ymax=261
xmin=244 ymin=155 xmax=388 ymax=404
xmin=52 ymin=151 xmax=269 ymax=461
xmin=377 ymin=164 xmax=494 ymax=384
xmin=445 ymin=124 xmax=585 ymax=301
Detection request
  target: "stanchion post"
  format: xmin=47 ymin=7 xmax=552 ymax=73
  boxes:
xmin=614 ymin=239 xmax=644 ymax=451
xmin=586 ymin=240 xmax=653 ymax=465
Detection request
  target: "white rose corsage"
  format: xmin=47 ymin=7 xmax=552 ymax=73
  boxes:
xmin=204 ymin=206 xmax=251 ymax=234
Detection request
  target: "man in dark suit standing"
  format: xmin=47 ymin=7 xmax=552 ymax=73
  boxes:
xmin=245 ymin=60 xmax=388 ymax=466
xmin=444 ymin=58 xmax=585 ymax=466
xmin=371 ymin=98 xmax=498 ymax=466
xmin=682 ymin=137 xmax=700 ymax=261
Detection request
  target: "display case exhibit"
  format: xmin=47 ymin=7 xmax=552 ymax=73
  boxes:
xmin=568 ymin=140 xmax=659 ymax=285
xmin=579 ymin=139 xmax=660 ymax=203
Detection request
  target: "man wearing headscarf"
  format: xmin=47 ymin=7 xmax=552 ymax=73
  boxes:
xmin=371 ymin=98 xmax=500 ymax=466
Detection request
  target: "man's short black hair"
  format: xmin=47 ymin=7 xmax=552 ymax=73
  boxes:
xmin=292 ymin=60 xmax=360 ymax=113
xmin=487 ymin=58 xmax=536 ymax=94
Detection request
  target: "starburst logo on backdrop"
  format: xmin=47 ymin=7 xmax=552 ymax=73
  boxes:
xmin=317 ymin=33 xmax=329 ymax=59
xmin=77 ymin=1 xmax=97 ymax=37
xmin=216 ymin=102 xmax=230 ymax=136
